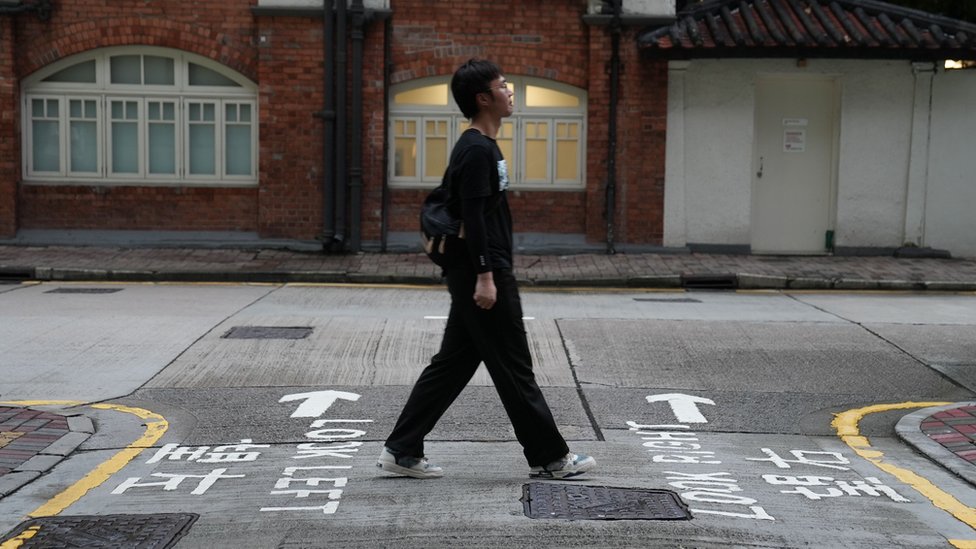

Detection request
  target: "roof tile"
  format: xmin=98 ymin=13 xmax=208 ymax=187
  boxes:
xmin=639 ymin=0 xmax=976 ymax=59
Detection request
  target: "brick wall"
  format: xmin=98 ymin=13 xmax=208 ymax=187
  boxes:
xmin=18 ymin=185 xmax=258 ymax=231
xmin=13 ymin=0 xmax=262 ymax=236
xmin=0 ymin=17 xmax=17 ymax=237
xmin=3 ymin=0 xmax=669 ymax=247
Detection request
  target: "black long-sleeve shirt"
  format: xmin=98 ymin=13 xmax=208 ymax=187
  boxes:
xmin=450 ymin=129 xmax=513 ymax=273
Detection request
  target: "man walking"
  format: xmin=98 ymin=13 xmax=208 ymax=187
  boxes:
xmin=377 ymin=59 xmax=596 ymax=480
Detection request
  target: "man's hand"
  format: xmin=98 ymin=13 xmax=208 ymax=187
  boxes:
xmin=474 ymin=272 xmax=497 ymax=310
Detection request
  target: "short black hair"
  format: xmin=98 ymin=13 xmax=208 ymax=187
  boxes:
xmin=451 ymin=59 xmax=502 ymax=119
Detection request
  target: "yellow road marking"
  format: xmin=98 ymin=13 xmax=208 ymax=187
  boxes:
xmin=0 ymin=400 xmax=168 ymax=519
xmin=0 ymin=525 xmax=40 ymax=549
xmin=833 ymin=401 xmax=976 ymax=547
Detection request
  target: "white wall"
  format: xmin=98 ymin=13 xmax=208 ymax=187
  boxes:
xmin=833 ymin=61 xmax=914 ymax=249
xmin=926 ymin=69 xmax=976 ymax=257
xmin=665 ymin=58 xmax=938 ymax=253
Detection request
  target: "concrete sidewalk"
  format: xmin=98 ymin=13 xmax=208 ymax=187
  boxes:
xmin=2 ymin=244 xmax=976 ymax=289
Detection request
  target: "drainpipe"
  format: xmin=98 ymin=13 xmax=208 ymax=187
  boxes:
xmin=348 ymin=0 xmax=364 ymax=252
xmin=380 ymin=16 xmax=392 ymax=251
xmin=605 ymin=0 xmax=621 ymax=255
xmin=319 ymin=1 xmax=337 ymax=247
xmin=332 ymin=0 xmax=348 ymax=249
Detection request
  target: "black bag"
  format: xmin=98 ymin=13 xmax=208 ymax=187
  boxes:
xmin=420 ymin=177 xmax=466 ymax=268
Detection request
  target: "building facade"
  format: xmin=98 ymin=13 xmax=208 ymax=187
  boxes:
xmin=2 ymin=0 xmax=974 ymax=256
xmin=1 ymin=0 xmax=669 ymax=253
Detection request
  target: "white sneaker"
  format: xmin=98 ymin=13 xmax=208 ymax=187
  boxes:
xmin=377 ymin=447 xmax=443 ymax=479
xmin=529 ymin=452 xmax=596 ymax=479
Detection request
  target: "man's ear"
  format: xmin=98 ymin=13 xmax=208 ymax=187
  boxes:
xmin=476 ymin=92 xmax=489 ymax=109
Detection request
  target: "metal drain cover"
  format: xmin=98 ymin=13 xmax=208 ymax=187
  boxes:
xmin=45 ymin=287 xmax=124 ymax=294
xmin=1 ymin=513 xmax=198 ymax=548
xmin=222 ymin=326 xmax=314 ymax=339
xmin=521 ymin=483 xmax=691 ymax=521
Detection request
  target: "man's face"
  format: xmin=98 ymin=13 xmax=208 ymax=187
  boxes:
xmin=483 ymin=76 xmax=514 ymax=118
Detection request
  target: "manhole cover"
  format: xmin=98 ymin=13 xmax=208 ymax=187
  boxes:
xmin=222 ymin=326 xmax=314 ymax=339
xmin=1 ymin=513 xmax=198 ymax=549
xmin=633 ymin=297 xmax=701 ymax=303
xmin=45 ymin=288 xmax=124 ymax=294
xmin=521 ymin=483 xmax=691 ymax=521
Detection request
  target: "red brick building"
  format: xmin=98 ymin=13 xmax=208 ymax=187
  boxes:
xmin=0 ymin=0 xmax=670 ymax=252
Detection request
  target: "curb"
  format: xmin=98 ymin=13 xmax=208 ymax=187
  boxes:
xmin=0 ymin=407 xmax=94 ymax=498
xmin=896 ymin=402 xmax=976 ymax=487
xmin=4 ymin=264 xmax=976 ymax=291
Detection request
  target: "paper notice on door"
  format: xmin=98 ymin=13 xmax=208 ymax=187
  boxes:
xmin=784 ymin=129 xmax=806 ymax=152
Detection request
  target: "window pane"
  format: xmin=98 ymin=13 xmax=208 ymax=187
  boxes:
xmin=148 ymin=101 xmax=176 ymax=174
xmin=394 ymin=84 xmax=448 ymax=106
xmin=112 ymin=122 xmax=139 ymax=173
xmin=32 ymin=120 xmax=60 ymax=172
xmin=394 ymin=138 xmax=416 ymax=177
xmin=32 ymin=98 xmax=44 ymax=117
xmin=556 ymin=122 xmax=579 ymax=181
xmin=70 ymin=121 xmax=98 ymax=173
xmin=144 ymin=56 xmax=175 ymax=85
xmin=43 ymin=60 xmax=97 ymax=83
xmin=110 ymin=55 xmax=142 ymax=84
xmin=149 ymin=123 xmax=176 ymax=175
xmin=556 ymin=142 xmax=577 ymax=180
xmin=189 ymin=125 xmax=216 ymax=175
xmin=68 ymin=99 xmax=98 ymax=173
xmin=424 ymin=120 xmax=447 ymax=178
xmin=226 ymin=125 xmax=252 ymax=176
xmin=393 ymin=118 xmax=417 ymax=178
xmin=525 ymin=122 xmax=548 ymax=180
xmin=497 ymin=121 xmax=514 ymax=167
xmin=525 ymin=86 xmax=579 ymax=108
xmin=188 ymin=63 xmax=240 ymax=87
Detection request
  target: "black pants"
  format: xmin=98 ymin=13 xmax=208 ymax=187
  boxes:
xmin=385 ymin=267 xmax=569 ymax=467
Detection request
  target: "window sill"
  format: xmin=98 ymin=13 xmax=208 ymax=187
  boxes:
xmin=21 ymin=179 xmax=259 ymax=188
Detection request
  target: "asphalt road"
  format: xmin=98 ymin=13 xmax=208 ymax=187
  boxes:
xmin=1 ymin=282 xmax=975 ymax=548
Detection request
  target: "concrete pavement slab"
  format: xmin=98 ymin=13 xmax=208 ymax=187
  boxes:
xmin=556 ymin=319 xmax=961 ymax=396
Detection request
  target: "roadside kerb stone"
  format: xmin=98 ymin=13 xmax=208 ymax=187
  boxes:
xmin=787 ymin=277 xmax=835 ymax=290
xmin=877 ymin=280 xmax=928 ymax=291
xmin=897 ymin=403 xmax=976 ymax=487
xmin=737 ymin=273 xmax=788 ymax=289
xmin=0 ymin=472 xmax=41 ymax=498
xmin=626 ymin=275 xmax=683 ymax=288
xmin=834 ymin=278 xmax=881 ymax=290
xmin=925 ymin=281 xmax=976 ymax=292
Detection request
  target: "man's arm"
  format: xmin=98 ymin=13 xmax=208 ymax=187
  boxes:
xmin=461 ymin=194 xmax=496 ymax=309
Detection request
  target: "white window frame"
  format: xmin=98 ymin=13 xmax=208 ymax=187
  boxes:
xmin=389 ymin=76 xmax=586 ymax=191
xmin=21 ymin=46 xmax=258 ymax=187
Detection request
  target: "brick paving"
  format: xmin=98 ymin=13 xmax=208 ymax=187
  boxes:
xmin=0 ymin=407 xmax=70 ymax=475
xmin=1 ymin=244 xmax=975 ymax=289
xmin=921 ymin=406 xmax=976 ymax=463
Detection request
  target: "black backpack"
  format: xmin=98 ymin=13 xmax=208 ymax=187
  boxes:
xmin=420 ymin=174 xmax=466 ymax=268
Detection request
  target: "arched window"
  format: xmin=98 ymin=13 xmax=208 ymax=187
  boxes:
xmin=22 ymin=47 xmax=258 ymax=185
xmin=389 ymin=77 xmax=586 ymax=190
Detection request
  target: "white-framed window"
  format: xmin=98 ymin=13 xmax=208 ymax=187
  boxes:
xmin=389 ymin=77 xmax=586 ymax=190
xmin=22 ymin=47 xmax=258 ymax=186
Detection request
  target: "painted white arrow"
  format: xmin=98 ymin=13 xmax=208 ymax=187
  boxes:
xmin=279 ymin=390 xmax=362 ymax=418
xmin=645 ymin=393 xmax=715 ymax=424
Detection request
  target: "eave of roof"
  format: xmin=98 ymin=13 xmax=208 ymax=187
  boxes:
xmin=638 ymin=0 xmax=976 ymax=60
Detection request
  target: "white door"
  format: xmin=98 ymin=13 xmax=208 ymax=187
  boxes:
xmin=752 ymin=77 xmax=838 ymax=254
